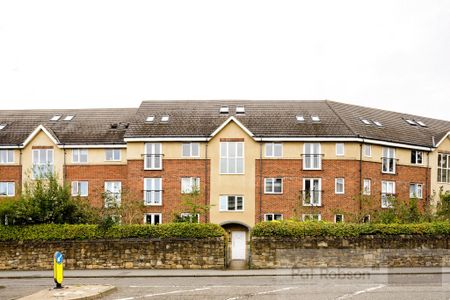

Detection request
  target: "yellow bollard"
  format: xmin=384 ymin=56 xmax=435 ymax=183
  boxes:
xmin=53 ymin=251 xmax=64 ymax=289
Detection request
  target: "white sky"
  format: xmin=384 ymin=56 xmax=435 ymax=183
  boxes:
xmin=0 ymin=0 xmax=449 ymax=120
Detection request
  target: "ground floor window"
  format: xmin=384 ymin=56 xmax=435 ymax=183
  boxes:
xmin=334 ymin=214 xmax=344 ymax=223
xmin=71 ymin=181 xmax=88 ymax=197
xmin=264 ymin=213 xmax=283 ymax=221
xmin=409 ymin=183 xmax=423 ymax=199
xmin=144 ymin=213 xmax=162 ymax=225
xmin=381 ymin=181 xmax=395 ymax=208
xmin=302 ymin=214 xmax=321 ymax=221
xmin=104 ymin=181 xmax=121 ymax=207
xmin=0 ymin=182 xmax=14 ymax=197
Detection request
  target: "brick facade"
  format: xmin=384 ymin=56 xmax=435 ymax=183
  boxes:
xmin=0 ymin=165 xmax=22 ymax=196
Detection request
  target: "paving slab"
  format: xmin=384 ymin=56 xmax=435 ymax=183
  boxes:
xmin=17 ymin=284 xmax=116 ymax=300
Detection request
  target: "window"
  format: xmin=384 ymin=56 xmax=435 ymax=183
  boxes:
xmin=72 ymin=149 xmax=88 ymax=163
xmin=303 ymin=143 xmax=321 ymax=170
xmin=336 ymin=143 xmax=345 ymax=156
xmin=335 ymin=178 xmax=345 ymax=194
xmin=382 ymin=147 xmax=396 ymax=174
xmin=63 ymin=115 xmax=74 ymax=121
xmin=361 ymin=119 xmax=371 ymax=125
xmin=32 ymin=149 xmax=54 ymax=178
xmin=364 ymin=144 xmax=372 ymax=157
xmin=71 ymin=181 xmax=88 ymax=197
xmin=265 ymin=143 xmax=283 ymax=158
xmin=144 ymin=143 xmax=163 ymax=170
xmin=0 ymin=150 xmax=14 ymax=164
xmin=411 ymin=150 xmax=423 ymax=165
xmin=311 ymin=115 xmax=320 ymax=122
xmin=405 ymin=119 xmax=417 ymax=126
xmin=409 ymin=183 xmax=423 ymax=199
xmin=181 ymin=177 xmax=200 ymax=194
xmin=363 ymin=179 xmax=371 ymax=195
xmin=416 ymin=120 xmax=427 ymax=127
xmin=50 ymin=115 xmax=61 ymax=121
xmin=180 ymin=213 xmax=200 ymax=223
xmin=0 ymin=182 xmax=14 ymax=197
xmin=438 ymin=153 xmax=450 ymax=183
xmin=219 ymin=195 xmax=244 ymax=211
xmin=144 ymin=178 xmax=162 ymax=205
xmin=296 ymin=115 xmax=305 ymax=122
xmin=0 ymin=124 xmax=7 ymax=130
xmin=220 ymin=142 xmax=244 ymax=174
xmin=334 ymin=214 xmax=344 ymax=223
xmin=161 ymin=115 xmax=169 ymax=122
xmin=236 ymin=106 xmax=245 ymax=114
xmin=144 ymin=213 xmax=162 ymax=225
xmin=264 ymin=214 xmax=283 ymax=221
xmin=104 ymin=181 xmax=121 ymax=207
xmin=264 ymin=178 xmax=282 ymax=194
xmin=220 ymin=106 xmax=229 ymax=114
xmin=381 ymin=181 xmax=395 ymax=208
xmin=105 ymin=149 xmax=121 ymax=161
xmin=302 ymin=214 xmax=321 ymax=221
xmin=302 ymin=178 xmax=321 ymax=206
xmin=145 ymin=116 xmax=155 ymax=122
xmin=182 ymin=143 xmax=200 ymax=157
xmin=363 ymin=215 xmax=371 ymax=223
xmin=373 ymin=121 xmax=383 ymax=127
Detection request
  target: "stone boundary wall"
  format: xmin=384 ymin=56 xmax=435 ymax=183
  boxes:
xmin=250 ymin=235 xmax=450 ymax=268
xmin=0 ymin=237 xmax=225 ymax=270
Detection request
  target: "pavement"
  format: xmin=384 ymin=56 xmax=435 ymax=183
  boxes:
xmin=17 ymin=285 xmax=116 ymax=300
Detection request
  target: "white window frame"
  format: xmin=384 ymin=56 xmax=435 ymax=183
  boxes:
xmin=32 ymin=149 xmax=54 ymax=179
xmin=303 ymin=143 xmax=321 ymax=170
xmin=381 ymin=181 xmax=395 ymax=208
xmin=265 ymin=143 xmax=283 ymax=158
xmin=144 ymin=213 xmax=162 ymax=225
xmin=382 ymin=147 xmax=396 ymax=174
xmin=335 ymin=178 xmax=345 ymax=194
xmin=181 ymin=177 xmax=200 ymax=194
xmin=220 ymin=142 xmax=244 ymax=174
xmin=264 ymin=178 xmax=283 ymax=194
xmin=302 ymin=178 xmax=322 ymax=206
xmin=335 ymin=143 xmax=345 ymax=156
xmin=302 ymin=214 xmax=321 ymax=221
xmin=409 ymin=183 xmax=423 ymax=199
xmin=264 ymin=213 xmax=283 ymax=221
xmin=144 ymin=143 xmax=163 ymax=170
xmin=71 ymin=181 xmax=89 ymax=197
xmin=334 ymin=214 xmax=344 ymax=223
xmin=0 ymin=150 xmax=14 ymax=164
xmin=438 ymin=153 xmax=450 ymax=183
xmin=411 ymin=150 xmax=423 ymax=165
xmin=364 ymin=144 xmax=372 ymax=157
xmin=363 ymin=179 xmax=371 ymax=195
xmin=104 ymin=181 xmax=121 ymax=207
xmin=0 ymin=182 xmax=15 ymax=197
xmin=144 ymin=178 xmax=163 ymax=206
xmin=182 ymin=143 xmax=200 ymax=158
xmin=219 ymin=195 xmax=244 ymax=211
xmin=105 ymin=149 xmax=121 ymax=161
xmin=72 ymin=149 xmax=88 ymax=164
xmin=180 ymin=212 xmax=200 ymax=223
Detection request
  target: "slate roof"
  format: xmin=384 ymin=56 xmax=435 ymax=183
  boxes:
xmin=0 ymin=108 xmax=137 ymax=146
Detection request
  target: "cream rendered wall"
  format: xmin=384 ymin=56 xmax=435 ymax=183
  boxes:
xmin=21 ymin=130 xmax=64 ymax=184
xmin=209 ymin=122 xmax=258 ymax=227
xmin=126 ymin=142 xmax=207 ymax=160
xmin=430 ymin=136 xmax=450 ymax=206
xmin=65 ymin=148 xmax=127 ymax=165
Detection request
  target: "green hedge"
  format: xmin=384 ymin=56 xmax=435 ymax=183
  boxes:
xmin=0 ymin=223 xmax=225 ymax=241
xmin=252 ymin=221 xmax=450 ymax=238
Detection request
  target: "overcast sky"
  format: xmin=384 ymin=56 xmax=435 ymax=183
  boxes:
xmin=0 ymin=0 xmax=449 ymax=120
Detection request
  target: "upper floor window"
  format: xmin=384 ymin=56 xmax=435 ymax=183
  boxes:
xmin=220 ymin=142 xmax=244 ymax=174
xmin=0 ymin=182 xmax=15 ymax=197
xmin=437 ymin=153 xmax=449 ymax=183
xmin=303 ymin=143 xmax=321 ymax=170
xmin=0 ymin=150 xmax=14 ymax=164
xmin=264 ymin=213 xmax=283 ymax=221
xmin=265 ymin=143 xmax=283 ymax=158
xmin=363 ymin=179 xmax=371 ymax=195
xmin=381 ymin=181 xmax=395 ymax=208
xmin=144 ymin=178 xmax=162 ymax=205
xmin=264 ymin=178 xmax=282 ymax=194
xmin=72 ymin=149 xmax=88 ymax=163
xmin=32 ymin=149 xmax=54 ymax=178
xmin=302 ymin=178 xmax=322 ymax=206
xmin=364 ymin=144 xmax=372 ymax=157
xmin=335 ymin=178 xmax=345 ymax=194
xmin=181 ymin=177 xmax=200 ymax=194
xmin=411 ymin=150 xmax=423 ymax=165
xmin=382 ymin=147 xmax=396 ymax=174
xmin=104 ymin=181 xmax=121 ymax=207
xmin=182 ymin=143 xmax=200 ymax=157
xmin=409 ymin=183 xmax=423 ymax=199
xmin=219 ymin=195 xmax=244 ymax=211
xmin=144 ymin=213 xmax=162 ymax=225
xmin=144 ymin=143 xmax=163 ymax=170
xmin=105 ymin=149 xmax=121 ymax=161
xmin=71 ymin=181 xmax=88 ymax=197
xmin=335 ymin=143 xmax=345 ymax=156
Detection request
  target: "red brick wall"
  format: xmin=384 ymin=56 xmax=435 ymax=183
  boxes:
xmin=127 ymin=159 xmax=210 ymax=223
xmin=64 ymin=165 xmax=128 ymax=207
xmin=255 ymin=159 xmax=430 ymax=223
xmin=0 ymin=166 xmax=22 ymax=197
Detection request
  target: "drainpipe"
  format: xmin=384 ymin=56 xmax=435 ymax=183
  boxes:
xmin=359 ymin=140 xmax=363 ymax=215
xmin=205 ymin=143 xmax=209 ymax=223
xmin=426 ymin=151 xmax=430 ymax=210
xmin=62 ymin=145 xmax=66 ymax=184
xmin=19 ymin=146 xmax=23 ymax=192
xmin=259 ymin=141 xmax=263 ymax=222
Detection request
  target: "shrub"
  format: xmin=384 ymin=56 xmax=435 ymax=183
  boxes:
xmin=0 ymin=223 xmax=225 ymax=241
xmin=252 ymin=221 xmax=450 ymax=238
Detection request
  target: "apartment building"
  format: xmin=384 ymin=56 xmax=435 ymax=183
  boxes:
xmin=1 ymin=100 xmax=450 ymax=255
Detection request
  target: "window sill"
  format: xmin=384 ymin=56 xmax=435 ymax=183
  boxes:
xmin=303 ymin=168 xmax=322 ymax=171
xmin=144 ymin=168 xmax=164 ymax=171
xmin=219 ymin=210 xmax=245 ymax=213
xmin=144 ymin=203 xmax=163 ymax=206
xmin=264 ymin=192 xmax=283 ymax=195
xmin=302 ymin=204 xmax=322 ymax=207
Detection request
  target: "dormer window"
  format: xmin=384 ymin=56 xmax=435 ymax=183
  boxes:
xmin=311 ymin=115 xmax=320 ymax=122
xmin=220 ymin=106 xmax=229 ymax=114
xmin=146 ymin=116 xmax=155 ymax=122
xmin=50 ymin=115 xmax=61 ymax=121
xmin=296 ymin=115 xmax=305 ymax=122
xmin=161 ymin=115 xmax=169 ymax=122
xmin=63 ymin=115 xmax=74 ymax=121
xmin=236 ymin=106 xmax=245 ymax=114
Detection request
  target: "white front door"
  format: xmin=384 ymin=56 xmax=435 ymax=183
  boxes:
xmin=231 ymin=231 xmax=246 ymax=260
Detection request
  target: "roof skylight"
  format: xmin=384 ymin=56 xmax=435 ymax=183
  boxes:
xmin=219 ymin=106 xmax=229 ymax=114
xmin=296 ymin=115 xmax=305 ymax=122
xmin=361 ymin=119 xmax=371 ymax=125
xmin=0 ymin=124 xmax=6 ymax=130
xmin=373 ymin=120 xmax=383 ymax=127
xmin=50 ymin=115 xmax=61 ymax=121
xmin=416 ymin=120 xmax=427 ymax=127
xmin=236 ymin=106 xmax=245 ymax=114
xmin=63 ymin=115 xmax=74 ymax=121
xmin=405 ymin=119 xmax=418 ymax=126
xmin=146 ymin=116 xmax=155 ymax=122
xmin=311 ymin=115 xmax=320 ymax=122
xmin=161 ymin=115 xmax=170 ymax=122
